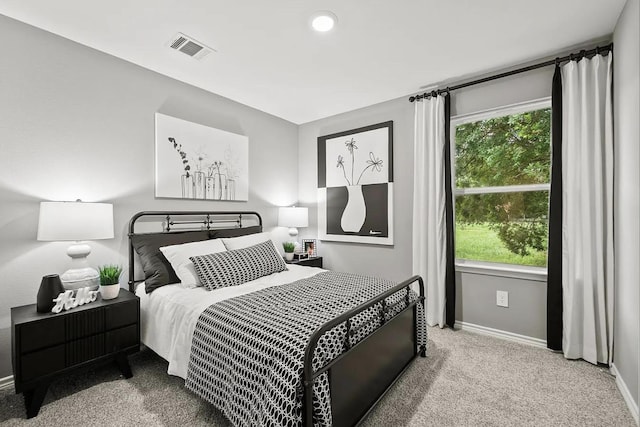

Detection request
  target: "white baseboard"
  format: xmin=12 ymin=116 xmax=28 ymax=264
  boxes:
xmin=0 ymin=375 xmax=14 ymax=392
xmin=610 ymin=363 xmax=639 ymax=425
xmin=454 ymin=321 xmax=547 ymax=349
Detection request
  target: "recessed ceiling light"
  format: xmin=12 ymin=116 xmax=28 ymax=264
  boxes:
xmin=310 ymin=11 xmax=337 ymax=32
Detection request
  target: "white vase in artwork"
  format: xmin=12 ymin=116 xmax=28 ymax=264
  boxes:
xmin=341 ymin=185 xmax=366 ymax=233
xmin=181 ymin=174 xmax=193 ymax=198
xmin=193 ymin=171 xmax=206 ymax=199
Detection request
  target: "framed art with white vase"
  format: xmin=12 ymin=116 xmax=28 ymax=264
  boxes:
xmin=317 ymin=121 xmax=394 ymax=245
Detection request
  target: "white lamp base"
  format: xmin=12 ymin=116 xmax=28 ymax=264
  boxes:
xmin=61 ymin=243 xmax=100 ymax=291
xmin=288 ymin=227 xmax=299 ymax=237
xmin=61 ymin=268 xmax=99 ymax=291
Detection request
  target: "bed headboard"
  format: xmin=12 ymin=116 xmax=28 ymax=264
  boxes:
xmin=127 ymin=211 xmax=263 ymax=292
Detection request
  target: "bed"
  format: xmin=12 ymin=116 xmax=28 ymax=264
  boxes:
xmin=128 ymin=211 xmax=426 ymax=427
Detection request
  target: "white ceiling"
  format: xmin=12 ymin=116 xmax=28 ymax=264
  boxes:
xmin=0 ymin=0 xmax=626 ymax=124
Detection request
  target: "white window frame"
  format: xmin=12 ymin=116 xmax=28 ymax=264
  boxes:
xmin=451 ymin=97 xmax=551 ymax=279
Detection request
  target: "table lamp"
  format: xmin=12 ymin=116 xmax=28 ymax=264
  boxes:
xmin=278 ymin=206 xmax=308 ymax=238
xmin=37 ymin=201 xmax=114 ymax=291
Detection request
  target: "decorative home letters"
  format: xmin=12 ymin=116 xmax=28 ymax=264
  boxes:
xmin=51 ymin=287 xmax=98 ymax=313
xmin=75 ymin=287 xmax=98 ymax=305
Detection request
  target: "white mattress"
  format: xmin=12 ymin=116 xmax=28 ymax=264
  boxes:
xmin=135 ymin=264 xmax=324 ymax=379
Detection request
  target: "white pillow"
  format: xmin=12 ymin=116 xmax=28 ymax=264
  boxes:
xmin=221 ymin=231 xmax=272 ymax=250
xmin=159 ymin=239 xmax=227 ymax=288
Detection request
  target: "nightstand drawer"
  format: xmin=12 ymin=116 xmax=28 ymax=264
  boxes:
xmin=20 ymin=308 xmax=108 ymax=354
xmin=65 ymin=309 xmax=106 ymax=341
xmin=302 ymin=258 xmax=323 ymax=268
xmin=106 ymin=324 xmax=138 ymax=352
xmin=21 ymin=344 xmax=65 ymax=382
xmin=20 ymin=317 xmax=65 ymax=353
xmin=105 ymin=300 xmax=137 ymax=330
xmin=285 ymin=256 xmax=323 ymax=268
xmin=66 ymin=334 xmax=106 ymax=366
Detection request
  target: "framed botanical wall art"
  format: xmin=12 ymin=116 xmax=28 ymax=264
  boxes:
xmin=317 ymin=121 xmax=393 ymax=245
xmin=155 ymin=113 xmax=249 ymax=201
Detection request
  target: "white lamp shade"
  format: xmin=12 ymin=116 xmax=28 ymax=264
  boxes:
xmin=278 ymin=207 xmax=308 ymax=228
xmin=37 ymin=201 xmax=114 ymax=241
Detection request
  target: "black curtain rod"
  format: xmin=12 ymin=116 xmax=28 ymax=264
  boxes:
xmin=409 ymin=43 xmax=613 ymax=102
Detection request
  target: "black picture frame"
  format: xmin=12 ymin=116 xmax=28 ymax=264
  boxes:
xmin=317 ymin=121 xmax=394 ymax=245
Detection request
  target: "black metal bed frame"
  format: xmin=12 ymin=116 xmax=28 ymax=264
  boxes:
xmin=127 ymin=210 xmax=262 ymax=291
xmin=304 ymin=275 xmax=426 ymax=426
xmin=127 ymin=211 xmax=426 ymax=426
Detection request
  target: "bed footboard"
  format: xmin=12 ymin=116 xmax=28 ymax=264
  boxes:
xmin=302 ymin=276 xmax=426 ymax=426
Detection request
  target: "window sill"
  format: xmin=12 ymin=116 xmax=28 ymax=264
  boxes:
xmin=455 ymin=260 xmax=547 ymax=282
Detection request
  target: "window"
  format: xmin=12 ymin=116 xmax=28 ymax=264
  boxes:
xmin=452 ymin=99 xmax=551 ymax=268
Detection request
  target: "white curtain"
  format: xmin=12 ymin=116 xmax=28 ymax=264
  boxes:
xmin=561 ymin=53 xmax=614 ymax=365
xmin=413 ymin=95 xmax=447 ymax=328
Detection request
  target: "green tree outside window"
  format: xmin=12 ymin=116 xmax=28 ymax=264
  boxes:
xmin=454 ymin=107 xmax=551 ymax=267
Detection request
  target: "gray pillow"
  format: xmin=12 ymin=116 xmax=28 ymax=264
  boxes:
xmin=190 ymin=240 xmax=287 ymax=290
xmin=131 ymin=231 xmax=210 ymax=293
xmin=209 ymin=225 xmax=262 ymax=239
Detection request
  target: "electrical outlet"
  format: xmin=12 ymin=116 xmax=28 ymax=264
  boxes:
xmin=496 ymin=291 xmax=509 ymax=307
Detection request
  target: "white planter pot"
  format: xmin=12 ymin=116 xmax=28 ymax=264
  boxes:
xmin=100 ymin=284 xmax=120 ymax=300
xmin=341 ymin=185 xmax=366 ymax=233
xmin=284 ymin=252 xmax=294 ymax=261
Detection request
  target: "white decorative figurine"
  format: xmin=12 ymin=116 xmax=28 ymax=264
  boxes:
xmin=75 ymin=286 xmax=98 ymax=305
xmin=51 ymin=286 xmax=98 ymax=313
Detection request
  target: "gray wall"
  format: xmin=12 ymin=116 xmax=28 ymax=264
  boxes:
xmin=298 ymin=98 xmax=414 ymax=281
xmin=455 ymin=273 xmax=546 ymax=339
xmin=299 ymin=66 xmax=555 ymax=340
xmin=0 ymin=329 xmax=10 ymax=378
xmin=613 ymin=0 xmax=639 ymax=407
xmin=0 ymin=15 xmax=299 ymax=376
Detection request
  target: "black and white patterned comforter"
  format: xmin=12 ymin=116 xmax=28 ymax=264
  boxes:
xmin=186 ymin=271 xmax=427 ymax=427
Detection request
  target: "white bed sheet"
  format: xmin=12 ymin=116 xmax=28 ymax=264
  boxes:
xmin=135 ymin=264 xmax=324 ymax=379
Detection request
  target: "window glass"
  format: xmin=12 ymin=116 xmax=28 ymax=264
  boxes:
xmin=455 ymin=109 xmax=551 ymax=188
xmin=453 ymin=104 xmax=551 ymax=268
xmin=455 ymin=192 xmax=549 ymax=267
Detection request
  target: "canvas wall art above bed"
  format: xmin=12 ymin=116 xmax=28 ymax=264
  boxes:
xmin=317 ymin=121 xmax=394 ymax=245
xmin=155 ymin=113 xmax=249 ymax=201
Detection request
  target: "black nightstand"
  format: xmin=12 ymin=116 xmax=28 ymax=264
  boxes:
xmin=286 ymin=256 xmax=323 ymax=268
xmin=11 ymin=289 xmax=139 ymax=418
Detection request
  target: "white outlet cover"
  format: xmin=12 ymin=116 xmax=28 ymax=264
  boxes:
xmin=497 ymin=291 xmax=509 ymax=307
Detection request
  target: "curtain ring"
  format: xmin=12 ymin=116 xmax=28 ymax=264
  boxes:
xmin=431 ymin=90 xmax=437 ymax=98
xmin=554 ymin=57 xmax=560 ymax=66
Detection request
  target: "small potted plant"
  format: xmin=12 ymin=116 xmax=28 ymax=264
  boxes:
xmin=98 ymin=265 xmax=123 ymax=300
xmin=282 ymin=242 xmax=295 ymax=261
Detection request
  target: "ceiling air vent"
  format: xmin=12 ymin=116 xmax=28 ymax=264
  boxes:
xmin=167 ymin=33 xmax=215 ymax=60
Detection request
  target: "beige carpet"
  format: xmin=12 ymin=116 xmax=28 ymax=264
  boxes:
xmin=0 ymin=327 xmax=634 ymax=426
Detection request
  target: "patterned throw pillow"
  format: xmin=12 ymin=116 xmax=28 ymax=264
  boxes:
xmin=190 ymin=240 xmax=288 ymax=290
